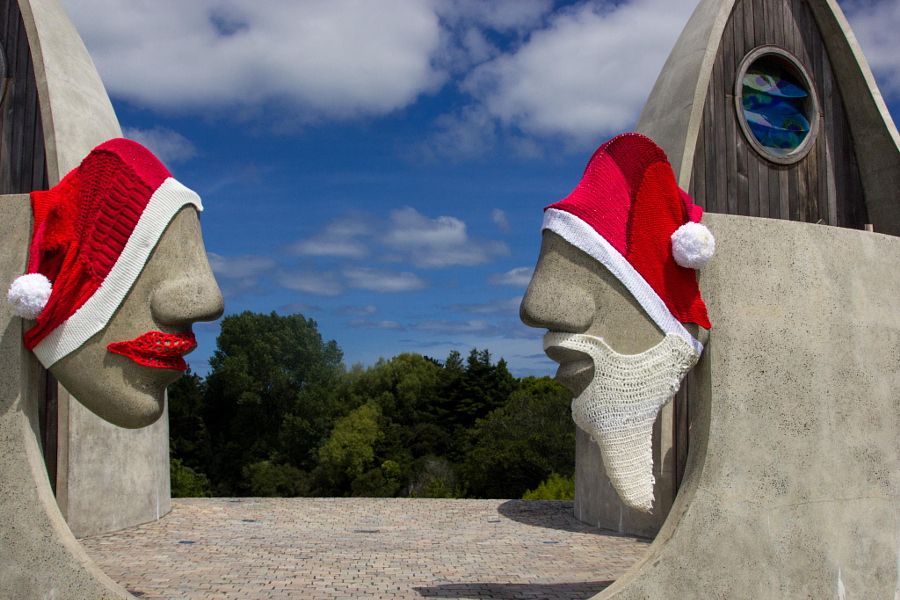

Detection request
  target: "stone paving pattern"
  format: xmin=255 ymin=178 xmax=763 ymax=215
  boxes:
xmin=80 ymin=498 xmax=651 ymax=600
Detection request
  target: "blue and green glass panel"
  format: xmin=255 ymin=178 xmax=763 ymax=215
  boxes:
xmin=742 ymin=63 xmax=810 ymax=155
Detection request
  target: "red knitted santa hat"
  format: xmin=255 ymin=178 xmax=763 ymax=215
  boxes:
xmin=543 ymin=133 xmax=713 ymax=353
xmin=6 ymin=138 xmax=203 ymax=367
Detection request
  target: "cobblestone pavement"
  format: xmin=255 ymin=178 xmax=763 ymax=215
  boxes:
xmin=81 ymin=498 xmax=651 ymax=600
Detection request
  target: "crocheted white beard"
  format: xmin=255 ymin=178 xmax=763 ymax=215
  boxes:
xmin=544 ymin=332 xmax=699 ymax=512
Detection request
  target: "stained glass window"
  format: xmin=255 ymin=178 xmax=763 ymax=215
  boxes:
xmin=735 ymin=48 xmax=818 ymax=164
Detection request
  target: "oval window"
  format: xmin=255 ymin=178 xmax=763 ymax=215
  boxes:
xmin=735 ymin=47 xmax=819 ymax=164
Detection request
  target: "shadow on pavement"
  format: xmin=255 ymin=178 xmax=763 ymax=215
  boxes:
xmin=414 ymin=580 xmax=615 ymax=599
xmin=497 ymin=500 xmax=653 ymax=541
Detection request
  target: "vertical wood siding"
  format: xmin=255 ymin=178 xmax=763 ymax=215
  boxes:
xmin=0 ymin=0 xmax=48 ymax=195
xmin=689 ymin=0 xmax=867 ymax=229
xmin=1 ymin=0 xmax=54 ymax=488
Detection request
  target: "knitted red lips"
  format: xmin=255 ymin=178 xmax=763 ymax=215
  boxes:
xmin=107 ymin=332 xmax=197 ymax=371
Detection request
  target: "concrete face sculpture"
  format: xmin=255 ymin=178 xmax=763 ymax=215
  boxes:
xmin=1 ymin=138 xmax=222 ymax=599
xmin=521 ymin=133 xmax=713 ymax=512
xmin=8 ymin=139 xmax=224 ymax=428
xmin=51 ymin=207 xmax=222 ymax=428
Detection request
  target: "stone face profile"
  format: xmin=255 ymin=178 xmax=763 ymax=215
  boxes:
xmin=8 ymin=139 xmax=224 ymax=428
xmin=51 ymin=206 xmax=223 ymax=428
xmin=520 ymin=133 xmax=713 ymax=512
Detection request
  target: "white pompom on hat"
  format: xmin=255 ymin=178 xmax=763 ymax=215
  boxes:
xmin=671 ymin=221 xmax=716 ymax=269
xmin=7 ymin=273 xmax=52 ymax=319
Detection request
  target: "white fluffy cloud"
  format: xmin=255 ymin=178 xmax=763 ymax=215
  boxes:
xmin=411 ymin=319 xmax=494 ymax=335
xmin=278 ymin=302 xmax=322 ymax=314
xmin=207 ymin=253 xmax=276 ymax=278
xmin=449 ymin=296 xmax=522 ymax=315
xmin=123 ymin=126 xmax=197 ymax=164
xmin=282 ymin=212 xmax=372 ymax=259
xmin=62 ymin=0 xmax=446 ymax=118
xmin=283 ymin=207 xmax=510 ymax=269
xmin=383 ymin=207 xmax=511 ymax=268
xmin=207 ymin=252 xmax=276 ymax=297
xmin=409 ymin=318 xmax=540 ymax=339
xmin=460 ymin=0 xmax=696 ymax=147
xmin=491 ymin=208 xmax=512 ymax=233
xmin=487 ymin=267 xmax=534 ymax=287
xmin=276 ymin=267 xmax=343 ymax=297
xmin=842 ymin=0 xmax=900 ymax=100
xmin=332 ymin=305 xmax=379 ymax=317
xmin=343 ymin=267 xmax=429 ymax=293
xmin=346 ymin=319 xmax=405 ymax=331
xmin=63 ymin=0 xmax=701 ymax=150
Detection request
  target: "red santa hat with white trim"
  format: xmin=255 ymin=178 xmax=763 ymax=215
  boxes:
xmin=542 ymin=133 xmax=714 ymax=353
xmin=6 ymin=138 xmax=203 ymax=368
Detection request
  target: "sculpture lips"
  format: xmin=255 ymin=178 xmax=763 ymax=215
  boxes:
xmin=107 ymin=331 xmax=197 ymax=371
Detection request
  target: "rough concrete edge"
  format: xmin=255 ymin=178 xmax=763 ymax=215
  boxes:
xmin=806 ymin=0 xmax=900 ymax=236
xmin=0 ymin=194 xmax=132 ymax=600
xmin=593 ymin=275 xmax=715 ymax=600
xmin=20 ymin=386 xmax=134 ymax=600
xmin=17 ymin=0 xmax=121 ymax=184
xmin=635 ymin=0 xmax=736 ymax=189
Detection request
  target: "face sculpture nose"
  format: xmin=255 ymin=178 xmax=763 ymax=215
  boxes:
xmin=150 ymin=208 xmax=224 ymax=327
xmin=521 ymin=230 xmax=667 ymax=359
xmin=520 ymin=231 xmax=596 ymax=334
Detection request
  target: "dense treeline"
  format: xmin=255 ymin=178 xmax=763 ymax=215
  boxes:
xmin=169 ymin=311 xmax=576 ymax=499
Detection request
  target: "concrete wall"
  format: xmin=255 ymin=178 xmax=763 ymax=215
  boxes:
xmin=0 ymin=194 xmax=131 ymax=599
xmin=59 ymin=395 xmax=172 ymax=538
xmin=19 ymin=0 xmax=172 ymax=537
xmin=598 ymin=212 xmax=900 ymax=599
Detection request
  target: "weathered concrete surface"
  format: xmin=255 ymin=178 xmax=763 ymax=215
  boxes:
xmin=50 ymin=207 xmax=223 ymax=430
xmin=19 ymin=0 xmax=174 ymax=537
xmin=636 ymin=0 xmax=900 ymax=237
xmin=19 ymin=0 xmax=121 ymax=182
xmin=54 ymin=207 xmax=222 ymax=536
xmin=599 ymin=212 xmax=900 ymax=599
xmin=0 ymin=194 xmax=131 ymax=599
xmin=60 ymin=403 xmax=172 ymax=538
xmin=635 ymin=0 xmax=732 ymax=187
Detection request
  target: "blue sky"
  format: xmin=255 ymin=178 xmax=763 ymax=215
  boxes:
xmin=59 ymin=0 xmax=900 ymax=377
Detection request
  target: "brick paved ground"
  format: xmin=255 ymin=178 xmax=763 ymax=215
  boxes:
xmin=80 ymin=498 xmax=651 ymax=600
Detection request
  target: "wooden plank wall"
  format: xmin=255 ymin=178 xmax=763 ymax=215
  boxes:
xmin=689 ymin=0 xmax=867 ymax=229
xmin=0 ymin=0 xmax=47 ymax=195
xmin=0 ymin=0 xmax=54 ymax=487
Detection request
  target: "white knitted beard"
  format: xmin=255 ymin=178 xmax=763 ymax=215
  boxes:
xmin=544 ymin=332 xmax=699 ymax=512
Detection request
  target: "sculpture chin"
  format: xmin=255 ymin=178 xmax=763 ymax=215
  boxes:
xmin=543 ymin=341 xmax=595 ymax=396
xmin=50 ymin=350 xmax=181 ymax=429
xmin=555 ymin=358 xmax=594 ymax=397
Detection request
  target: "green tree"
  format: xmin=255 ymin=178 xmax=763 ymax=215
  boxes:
xmin=317 ymin=401 xmax=382 ymax=493
xmin=167 ymin=368 xmax=214 ymax=480
xmin=522 ymin=473 xmax=576 ymax=500
xmin=202 ymin=311 xmax=343 ymax=494
xmin=442 ymin=348 xmax=518 ymax=432
xmin=464 ymin=376 xmax=575 ymax=499
xmin=241 ymin=461 xmax=310 ymax=497
xmin=170 ymin=458 xmax=211 ymax=498
xmin=321 ymin=353 xmax=449 ymax=495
